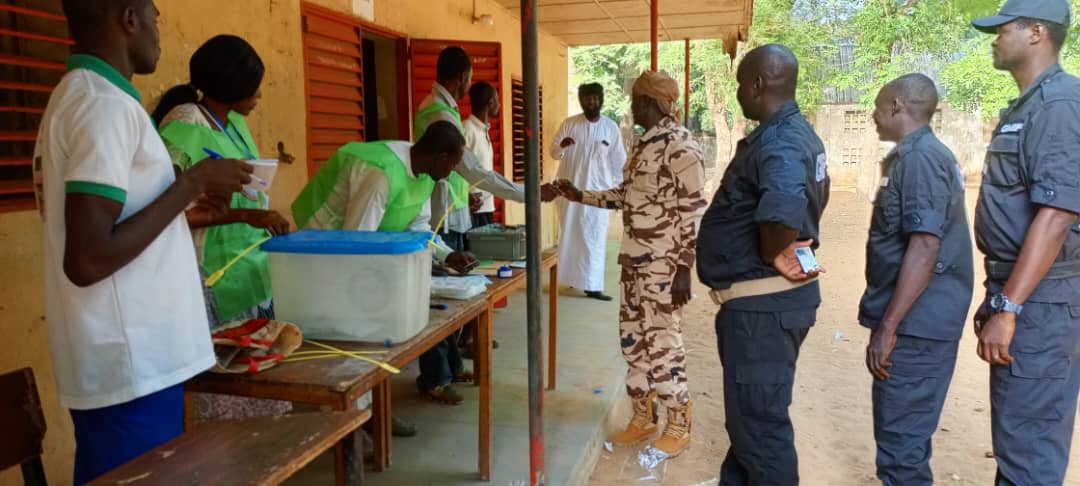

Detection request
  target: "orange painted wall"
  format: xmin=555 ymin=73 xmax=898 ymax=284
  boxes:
xmin=0 ymin=1 xmax=566 ymax=484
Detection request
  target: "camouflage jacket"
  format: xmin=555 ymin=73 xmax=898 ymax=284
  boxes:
xmin=581 ymin=116 xmax=708 ymax=268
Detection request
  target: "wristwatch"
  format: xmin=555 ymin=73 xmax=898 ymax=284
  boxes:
xmin=989 ymin=292 xmax=1023 ymax=315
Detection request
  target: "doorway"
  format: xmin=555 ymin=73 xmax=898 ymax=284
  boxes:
xmin=361 ymin=30 xmax=408 ymax=141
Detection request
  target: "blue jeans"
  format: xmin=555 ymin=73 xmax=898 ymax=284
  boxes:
xmin=417 ymin=330 xmax=465 ymax=391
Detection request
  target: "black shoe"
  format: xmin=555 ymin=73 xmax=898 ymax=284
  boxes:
xmin=585 ymin=290 xmax=614 ymax=301
xmin=362 ymin=415 xmax=418 ymax=437
xmin=392 ymin=415 xmax=418 ymax=437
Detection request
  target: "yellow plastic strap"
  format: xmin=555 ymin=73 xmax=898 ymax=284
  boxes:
xmin=205 ymin=234 xmax=273 ymax=287
xmin=289 ymin=339 xmax=400 ymax=373
xmin=290 ymin=350 xmax=386 ymax=356
xmin=429 ymin=179 xmax=484 ymax=246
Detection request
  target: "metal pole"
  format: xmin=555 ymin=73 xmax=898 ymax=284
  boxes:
xmin=521 ymin=0 xmax=545 ymax=485
xmin=684 ymin=39 xmax=690 ymax=127
xmin=650 ymin=0 xmax=659 ymax=71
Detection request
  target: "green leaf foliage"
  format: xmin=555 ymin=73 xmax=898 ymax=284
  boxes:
xmin=571 ymin=0 xmax=1080 ymax=127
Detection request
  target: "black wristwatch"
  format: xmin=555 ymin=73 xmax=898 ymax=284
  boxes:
xmin=989 ymin=292 xmax=1023 ymax=315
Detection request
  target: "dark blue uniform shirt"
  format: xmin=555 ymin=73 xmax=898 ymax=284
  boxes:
xmin=858 ymin=126 xmax=974 ymax=341
xmin=697 ymin=102 xmax=830 ymax=312
xmin=975 ymin=64 xmax=1080 ymax=304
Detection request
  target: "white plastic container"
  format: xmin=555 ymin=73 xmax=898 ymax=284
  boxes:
xmin=262 ymin=230 xmax=432 ymax=343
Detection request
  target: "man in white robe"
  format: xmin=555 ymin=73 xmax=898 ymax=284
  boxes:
xmin=550 ymin=83 xmax=628 ymax=300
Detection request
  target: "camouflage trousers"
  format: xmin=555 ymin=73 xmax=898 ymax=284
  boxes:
xmin=619 ymin=258 xmax=689 ymax=408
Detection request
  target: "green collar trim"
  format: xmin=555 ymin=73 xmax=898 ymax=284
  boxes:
xmin=66 ymin=54 xmax=142 ymax=102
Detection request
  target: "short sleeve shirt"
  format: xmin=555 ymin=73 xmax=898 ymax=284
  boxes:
xmin=34 ymin=55 xmax=213 ymax=410
xmin=859 ymin=127 xmax=974 ymax=341
xmin=463 ymin=115 xmax=496 ymax=213
xmin=974 ymin=64 xmax=1080 ymax=303
xmin=697 ymin=102 xmax=830 ymax=312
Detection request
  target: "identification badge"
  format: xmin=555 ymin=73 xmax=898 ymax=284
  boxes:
xmin=815 ymin=153 xmax=828 ymax=182
xmin=879 ymin=176 xmax=890 ymax=188
xmin=999 ymin=123 xmax=1024 ymax=134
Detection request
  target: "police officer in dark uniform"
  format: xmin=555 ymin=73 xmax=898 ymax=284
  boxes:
xmin=697 ymin=44 xmax=829 ymax=485
xmin=860 ymin=74 xmax=973 ymax=486
xmin=971 ymin=1 xmax=1080 ymax=484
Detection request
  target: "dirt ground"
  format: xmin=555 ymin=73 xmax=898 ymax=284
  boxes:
xmin=588 ymin=188 xmax=1080 ymax=486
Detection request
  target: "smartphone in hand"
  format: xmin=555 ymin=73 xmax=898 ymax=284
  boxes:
xmin=794 ymin=247 xmax=820 ymax=273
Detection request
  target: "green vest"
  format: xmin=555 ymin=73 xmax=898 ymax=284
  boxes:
xmin=291 ymin=141 xmax=436 ymax=232
xmin=414 ymin=101 xmax=470 ymax=210
xmin=159 ymin=112 xmax=271 ymax=320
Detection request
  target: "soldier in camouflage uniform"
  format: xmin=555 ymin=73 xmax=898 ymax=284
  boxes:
xmin=554 ymin=71 xmax=708 ymax=457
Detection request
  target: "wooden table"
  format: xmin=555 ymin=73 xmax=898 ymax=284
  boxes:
xmin=184 ymin=249 xmax=559 ymax=484
xmin=478 ymin=248 xmax=559 ymax=390
xmin=91 ymin=411 xmax=370 ymax=486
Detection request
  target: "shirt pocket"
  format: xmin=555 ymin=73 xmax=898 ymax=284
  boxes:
xmin=984 ymin=132 xmax=1023 ymax=187
xmin=628 ymin=161 xmax=662 ymax=197
xmin=871 ymin=185 xmax=901 ymax=234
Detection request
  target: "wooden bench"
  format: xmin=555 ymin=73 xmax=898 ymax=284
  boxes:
xmin=89 ymin=410 xmax=370 ymax=486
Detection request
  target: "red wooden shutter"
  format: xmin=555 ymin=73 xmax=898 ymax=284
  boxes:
xmin=510 ymin=77 xmax=542 ymax=185
xmin=409 ymin=39 xmax=505 ymax=223
xmin=300 ymin=2 xmax=366 ymax=177
xmin=0 ymin=2 xmax=70 ymax=212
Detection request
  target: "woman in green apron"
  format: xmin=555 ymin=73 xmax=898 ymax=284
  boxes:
xmin=152 ymin=34 xmax=290 ymax=421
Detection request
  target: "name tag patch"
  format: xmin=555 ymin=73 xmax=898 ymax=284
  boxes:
xmin=815 ymin=153 xmax=828 ymax=182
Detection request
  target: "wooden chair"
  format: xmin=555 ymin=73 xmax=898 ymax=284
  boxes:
xmin=0 ymin=367 xmax=48 ymax=486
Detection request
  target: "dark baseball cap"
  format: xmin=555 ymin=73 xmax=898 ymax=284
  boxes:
xmin=972 ymin=0 xmax=1072 ymax=33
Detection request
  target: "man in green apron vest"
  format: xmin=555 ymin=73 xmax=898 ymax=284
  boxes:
xmin=414 ymin=46 xmax=527 ymax=252
xmin=413 ymin=47 xmax=533 ymax=405
xmin=292 ymin=120 xmax=477 ymax=274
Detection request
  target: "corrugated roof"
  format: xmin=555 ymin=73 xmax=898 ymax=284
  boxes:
xmin=494 ymin=0 xmax=751 ymax=55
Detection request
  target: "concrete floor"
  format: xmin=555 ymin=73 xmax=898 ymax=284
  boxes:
xmin=287 ymin=237 xmax=627 ymax=485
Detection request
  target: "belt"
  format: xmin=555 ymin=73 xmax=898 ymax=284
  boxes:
xmin=985 ymin=259 xmax=1080 ymax=282
xmin=708 ymin=275 xmax=819 ymax=307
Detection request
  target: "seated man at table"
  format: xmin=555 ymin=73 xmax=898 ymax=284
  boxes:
xmin=292 ymin=120 xmax=477 ymax=272
xmin=291 ymin=121 xmax=479 ymax=408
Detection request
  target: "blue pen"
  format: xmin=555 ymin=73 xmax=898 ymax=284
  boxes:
xmin=202 ymin=147 xmax=261 ymax=197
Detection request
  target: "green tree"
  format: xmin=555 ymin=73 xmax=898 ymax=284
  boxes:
xmin=570 ymin=0 xmax=844 ymax=165
xmin=841 ymin=0 xmax=1080 ymax=117
xmin=570 ymin=0 xmax=1080 ymax=163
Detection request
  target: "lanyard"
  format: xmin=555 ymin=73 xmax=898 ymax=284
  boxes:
xmin=201 ymin=104 xmax=255 ymax=159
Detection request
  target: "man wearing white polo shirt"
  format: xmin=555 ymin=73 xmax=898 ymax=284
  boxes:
xmin=37 ymin=1 xmax=252 ymax=483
